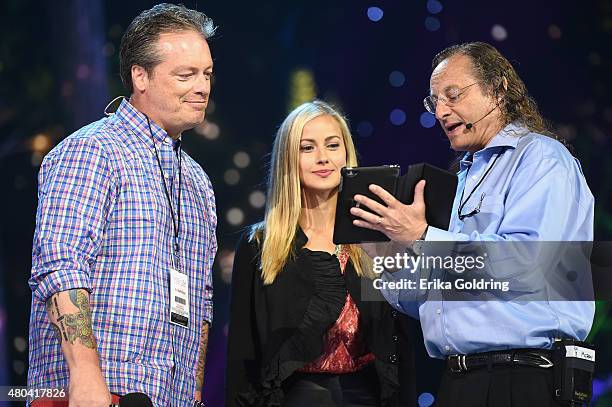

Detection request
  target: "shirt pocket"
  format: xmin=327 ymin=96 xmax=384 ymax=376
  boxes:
xmin=121 ymin=160 xmax=161 ymax=223
xmin=462 ymin=193 xmax=505 ymax=234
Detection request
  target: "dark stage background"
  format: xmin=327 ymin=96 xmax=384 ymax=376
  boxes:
xmin=0 ymin=0 xmax=611 ymax=406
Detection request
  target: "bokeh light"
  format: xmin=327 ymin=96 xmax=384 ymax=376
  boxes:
xmin=425 ymin=16 xmax=441 ymax=31
xmin=367 ymin=7 xmax=384 ymax=22
xmin=491 ymin=24 xmax=508 ymax=41
xmin=390 ymin=108 xmax=407 ymax=126
xmin=420 ymin=112 xmax=437 ymax=128
xmin=389 ymin=70 xmax=406 ymax=87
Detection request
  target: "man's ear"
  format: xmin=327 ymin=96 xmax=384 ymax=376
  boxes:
xmin=495 ymin=76 xmax=508 ymax=103
xmin=501 ymin=76 xmax=508 ymax=91
xmin=131 ymin=65 xmax=148 ymax=93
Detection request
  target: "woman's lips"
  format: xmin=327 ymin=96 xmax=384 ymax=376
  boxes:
xmin=313 ymin=170 xmax=333 ymax=177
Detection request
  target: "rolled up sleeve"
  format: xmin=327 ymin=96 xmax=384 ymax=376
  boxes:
xmin=29 ymin=136 xmax=117 ymax=302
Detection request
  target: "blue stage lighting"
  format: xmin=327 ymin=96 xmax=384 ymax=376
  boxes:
xmin=367 ymin=7 xmax=384 ymax=22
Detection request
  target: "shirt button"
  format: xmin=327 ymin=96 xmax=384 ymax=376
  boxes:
xmin=388 ymin=354 xmax=398 ymax=364
xmin=472 ymin=175 xmax=477 ymax=180
xmin=445 ymin=345 xmax=451 ymax=352
xmin=164 ymin=174 xmax=170 ymax=179
xmin=436 ymin=308 xmax=442 ymax=315
xmin=392 ymin=335 xmax=399 ymax=342
xmin=391 ymin=310 xmax=398 ymax=318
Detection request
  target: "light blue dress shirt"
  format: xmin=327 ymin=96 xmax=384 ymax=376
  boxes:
xmin=380 ymin=123 xmax=595 ymax=359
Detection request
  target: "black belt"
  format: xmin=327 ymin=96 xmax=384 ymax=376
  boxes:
xmin=446 ymin=349 xmax=554 ymax=373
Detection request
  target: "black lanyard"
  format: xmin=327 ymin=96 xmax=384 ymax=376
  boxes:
xmin=457 ymin=148 xmax=505 ymax=220
xmin=146 ymin=117 xmax=182 ymax=262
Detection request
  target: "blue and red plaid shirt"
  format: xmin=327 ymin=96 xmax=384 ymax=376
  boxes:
xmin=28 ymin=99 xmax=217 ymax=406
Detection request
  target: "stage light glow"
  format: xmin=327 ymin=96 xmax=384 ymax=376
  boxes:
xmin=289 ymin=68 xmax=317 ymax=110
xmin=13 ymin=336 xmax=26 ymax=353
xmin=227 ymin=208 xmax=245 ymax=226
xmin=426 ymin=0 xmax=443 ymax=14
xmin=356 ymin=121 xmax=374 ymax=138
xmin=420 ymin=112 xmax=436 ymax=128
xmin=389 ymin=70 xmax=406 ymax=87
xmin=491 ymin=24 xmax=508 ymax=41
xmin=224 ymin=169 xmax=240 ymax=185
xmin=367 ymin=7 xmax=384 ymax=22
xmin=233 ymin=151 xmax=250 ymax=168
xmin=418 ymin=392 xmax=435 ymax=407
xmin=31 ymin=133 xmax=52 ymax=153
xmin=425 ymin=17 xmax=440 ymax=32
xmin=548 ymin=24 xmax=562 ymax=39
xmin=390 ymin=109 xmax=406 ymax=126
xmin=219 ymin=249 xmax=235 ymax=284
xmin=195 ymin=120 xmax=220 ymax=140
xmin=76 ymin=64 xmax=91 ymax=80
xmin=13 ymin=360 xmax=25 ymax=375
xmin=249 ymin=190 xmax=266 ymax=208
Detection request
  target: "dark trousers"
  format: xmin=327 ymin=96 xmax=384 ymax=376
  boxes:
xmin=435 ymin=365 xmax=565 ymax=407
xmin=282 ymin=364 xmax=380 ymax=407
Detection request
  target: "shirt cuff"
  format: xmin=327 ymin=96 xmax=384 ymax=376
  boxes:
xmin=424 ymin=226 xmax=459 ymax=241
xmin=30 ymin=269 xmax=92 ymax=303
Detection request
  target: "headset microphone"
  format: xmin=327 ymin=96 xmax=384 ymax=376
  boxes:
xmin=465 ymin=104 xmax=500 ymax=130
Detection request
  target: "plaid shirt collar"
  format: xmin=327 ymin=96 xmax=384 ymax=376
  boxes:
xmin=114 ymin=98 xmax=182 ymax=149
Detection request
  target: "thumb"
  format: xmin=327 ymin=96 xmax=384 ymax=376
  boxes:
xmin=413 ymin=179 xmax=426 ymax=205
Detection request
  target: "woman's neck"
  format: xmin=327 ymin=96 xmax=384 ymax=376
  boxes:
xmin=299 ymin=190 xmax=338 ymax=252
xmin=300 ymin=190 xmax=337 ymax=230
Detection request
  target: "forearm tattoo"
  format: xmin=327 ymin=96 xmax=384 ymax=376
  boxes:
xmin=195 ymin=322 xmax=210 ymax=389
xmin=45 ymin=289 xmax=96 ymax=349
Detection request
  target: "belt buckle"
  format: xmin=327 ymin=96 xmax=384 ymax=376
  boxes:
xmin=448 ymin=354 xmax=467 ymax=373
xmin=512 ymin=351 xmax=554 ymax=369
xmin=535 ymin=353 xmax=553 ymax=368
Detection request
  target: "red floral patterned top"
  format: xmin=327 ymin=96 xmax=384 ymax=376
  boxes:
xmin=299 ymin=246 xmax=375 ymax=373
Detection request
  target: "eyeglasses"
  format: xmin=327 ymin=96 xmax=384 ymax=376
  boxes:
xmin=423 ymin=82 xmax=479 ymax=114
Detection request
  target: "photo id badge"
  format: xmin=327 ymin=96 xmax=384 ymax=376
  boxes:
xmin=169 ymin=267 xmax=190 ymax=328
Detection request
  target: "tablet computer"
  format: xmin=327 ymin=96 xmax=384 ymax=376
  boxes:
xmin=333 ymin=165 xmax=400 ymax=244
xmin=333 ymin=163 xmax=458 ymax=244
xmin=397 ymin=163 xmax=458 ymax=232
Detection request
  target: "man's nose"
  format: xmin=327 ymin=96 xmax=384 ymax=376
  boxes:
xmin=435 ymin=100 xmax=451 ymax=120
xmin=193 ymin=74 xmax=211 ymax=94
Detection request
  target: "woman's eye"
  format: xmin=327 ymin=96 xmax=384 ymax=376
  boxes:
xmin=300 ymin=145 xmax=314 ymax=152
xmin=327 ymin=143 xmax=340 ymax=149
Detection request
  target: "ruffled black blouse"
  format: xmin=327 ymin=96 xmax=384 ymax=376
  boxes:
xmin=225 ymin=228 xmax=416 ymax=406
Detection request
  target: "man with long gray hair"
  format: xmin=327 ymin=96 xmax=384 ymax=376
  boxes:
xmin=28 ymin=4 xmax=217 ymax=406
xmin=352 ymin=42 xmax=594 ymax=406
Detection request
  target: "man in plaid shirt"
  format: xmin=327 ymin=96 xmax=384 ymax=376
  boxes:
xmin=28 ymin=4 xmax=217 ymax=406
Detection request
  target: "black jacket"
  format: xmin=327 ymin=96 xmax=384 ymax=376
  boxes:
xmin=225 ymin=228 xmax=416 ymax=406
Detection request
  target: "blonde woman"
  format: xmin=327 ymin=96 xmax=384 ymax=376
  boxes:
xmin=226 ymin=101 xmax=416 ymax=407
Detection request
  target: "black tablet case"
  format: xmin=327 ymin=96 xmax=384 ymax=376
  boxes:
xmin=333 ymin=163 xmax=458 ymax=244
xmin=333 ymin=166 xmax=401 ymax=244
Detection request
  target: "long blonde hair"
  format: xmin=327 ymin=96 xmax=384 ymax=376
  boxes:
xmin=251 ymin=100 xmax=372 ymax=284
